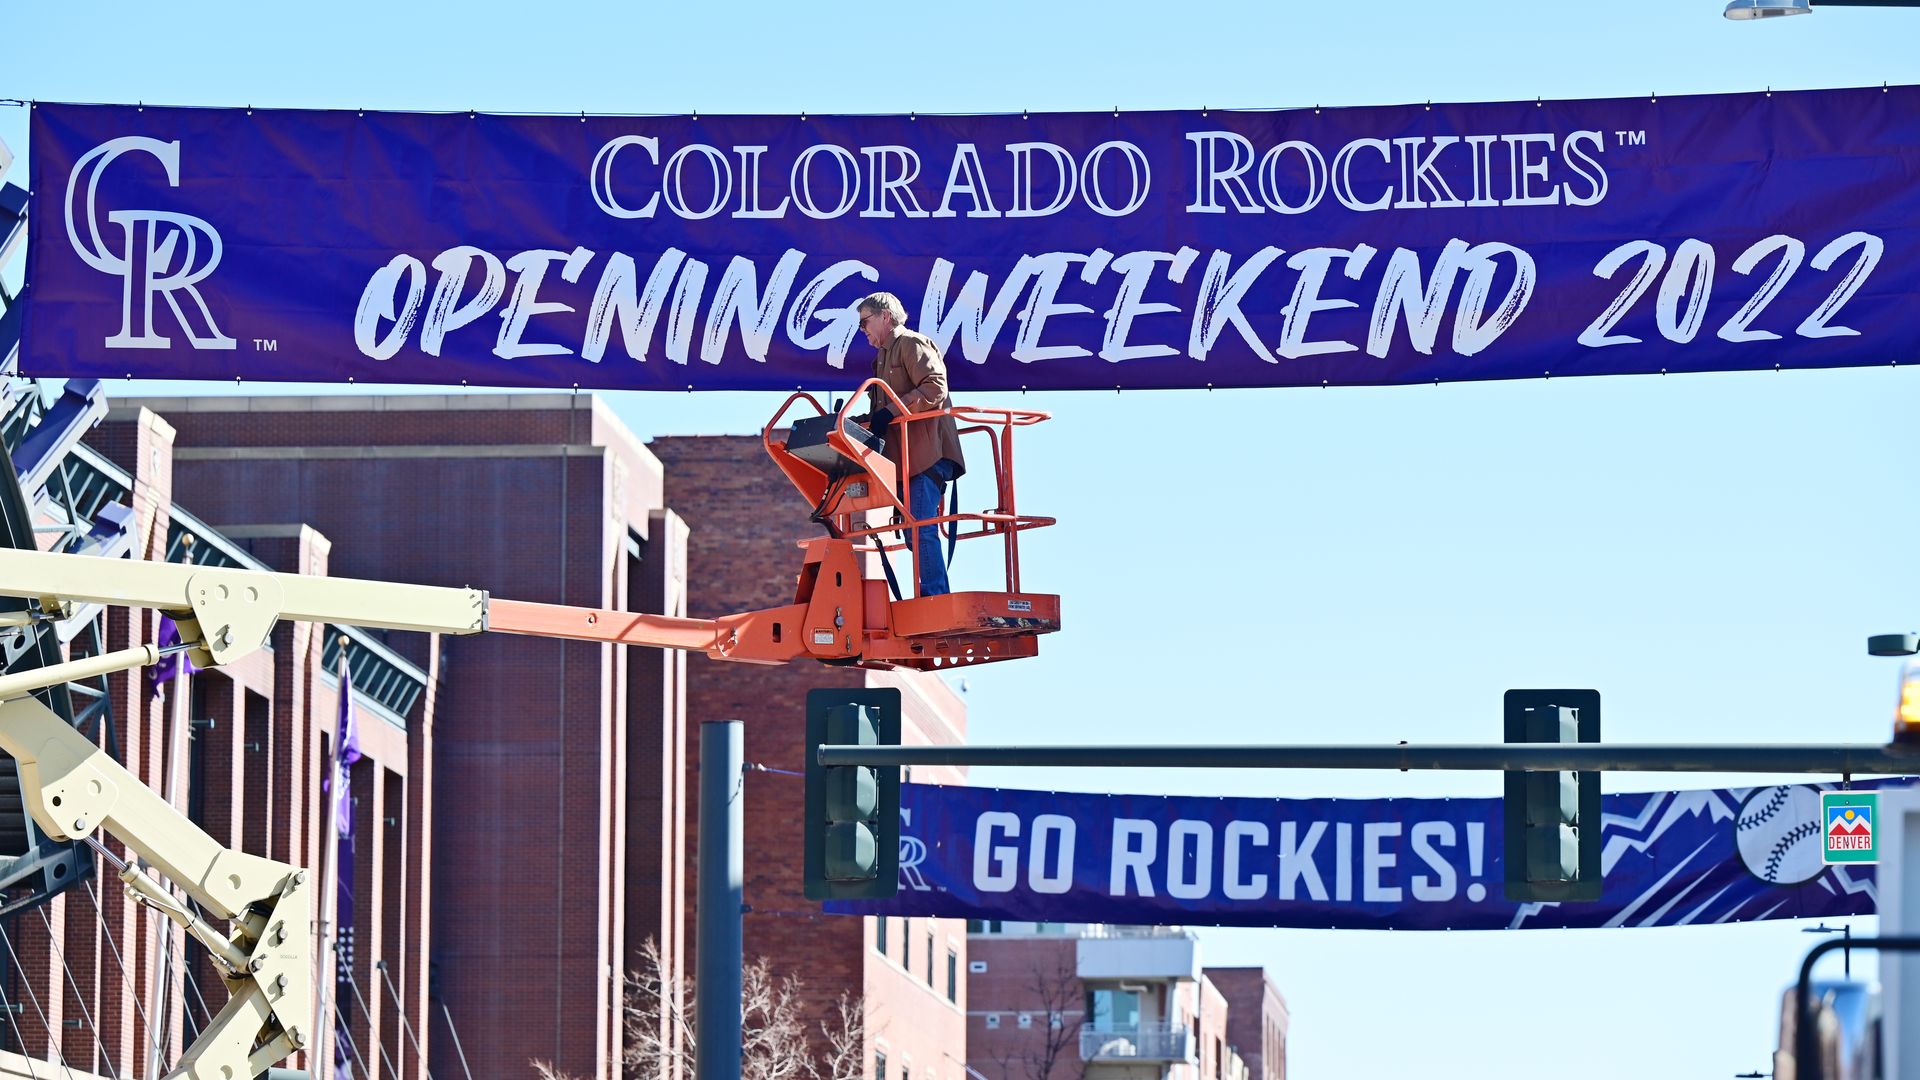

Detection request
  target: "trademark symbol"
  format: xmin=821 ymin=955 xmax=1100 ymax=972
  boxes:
xmin=252 ymin=338 xmax=277 ymax=352
xmin=1614 ymin=130 xmax=1646 ymax=147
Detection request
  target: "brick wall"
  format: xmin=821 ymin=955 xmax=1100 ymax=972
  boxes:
xmin=965 ymin=935 xmax=1082 ymax=1080
xmin=651 ymin=435 xmax=970 ymax=1080
xmin=1200 ymin=968 xmax=1288 ymax=1080
xmin=139 ymin=395 xmax=678 ymax=1080
xmin=0 ymin=409 xmax=442 ymax=1080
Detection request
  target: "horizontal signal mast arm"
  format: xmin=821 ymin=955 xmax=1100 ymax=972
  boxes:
xmin=815 ymin=742 xmax=1920 ymax=774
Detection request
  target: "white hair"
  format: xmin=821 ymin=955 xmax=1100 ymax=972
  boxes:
xmin=858 ymin=291 xmax=908 ymax=327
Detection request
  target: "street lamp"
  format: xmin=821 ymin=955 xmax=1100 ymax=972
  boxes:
xmin=1724 ymin=0 xmax=1808 ymax=16
xmin=1803 ymin=923 xmax=1853 ymax=977
xmin=1727 ymin=0 xmax=1920 ymax=16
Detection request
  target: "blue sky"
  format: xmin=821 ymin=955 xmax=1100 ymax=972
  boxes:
xmin=6 ymin=1 xmax=1920 ymax=1076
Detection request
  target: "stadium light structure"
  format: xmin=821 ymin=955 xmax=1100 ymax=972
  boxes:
xmin=1726 ymin=0 xmax=1920 ymax=18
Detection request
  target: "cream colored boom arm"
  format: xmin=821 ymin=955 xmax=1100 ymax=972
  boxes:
xmin=0 ymin=547 xmax=488 ymax=667
xmin=0 ymin=549 xmax=489 ymax=1080
xmin=0 ymin=676 xmax=309 ymax=1080
xmin=0 ymin=548 xmax=760 ymax=1076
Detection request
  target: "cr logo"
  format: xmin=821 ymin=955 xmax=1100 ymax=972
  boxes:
xmin=899 ymin=807 xmax=931 ymax=892
xmin=64 ymin=136 xmax=236 ymax=351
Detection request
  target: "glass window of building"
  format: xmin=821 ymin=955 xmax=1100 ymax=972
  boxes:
xmin=1086 ymin=988 xmax=1141 ymax=1030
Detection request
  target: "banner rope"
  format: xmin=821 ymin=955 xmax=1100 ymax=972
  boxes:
xmin=373 ymin=960 xmax=434 ymax=1080
xmin=34 ymin=905 xmax=115 ymax=1079
xmin=338 ymin=944 xmax=399 ymax=1080
xmin=0 ymin=921 xmax=79 ymax=1080
xmin=81 ymin=876 xmax=167 ymax=1072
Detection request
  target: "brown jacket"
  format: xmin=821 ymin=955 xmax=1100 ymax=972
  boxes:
xmin=871 ymin=328 xmax=966 ymax=479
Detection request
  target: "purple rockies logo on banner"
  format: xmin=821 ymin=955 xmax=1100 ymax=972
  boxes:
xmin=21 ymin=86 xmax=1920 ymax=391
xmin=830 ymin=779 xmax=1912 ymax=930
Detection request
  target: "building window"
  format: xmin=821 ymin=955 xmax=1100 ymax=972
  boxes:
xmin=877 ymin=917 xmax=888 ymax=954
xmin=901 ymin=918 xmax=911 ymax=967
xmin=946 ymin=948 xmax=958 ymax=1002
xmin=985 ymin=1014 xmax=1001 ymax=1030
xmin=925 ymin=933 xmax=935 ymax=988
xmin=1017 ymin=1013 xmax=1033 ymax=1029
xmin=1216 ymin=1037 xmax=1225 ymax=1078
xmin=967 ymin=919 xmax=983 ymax=933
xmin=875 ymin=1051 xmax=887 ymax=1080
xmin=1086 ymin=989 xmax=1141 ymax=1030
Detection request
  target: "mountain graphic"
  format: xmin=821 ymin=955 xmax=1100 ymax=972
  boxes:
xmin=1829 ymin=815 xmax=1873 ymax=835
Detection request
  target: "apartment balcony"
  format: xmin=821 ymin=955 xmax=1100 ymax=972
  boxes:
xmin=1079 ymin=1023 xmax=1191 ymax=1063
xmin=1076 ymin=927 xmax=1199 ymax=982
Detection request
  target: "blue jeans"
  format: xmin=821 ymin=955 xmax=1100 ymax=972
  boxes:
xmin=908 ymin=459 xmax=958 ymax=596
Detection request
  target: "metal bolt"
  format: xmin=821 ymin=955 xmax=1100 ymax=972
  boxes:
xmin=275 ymin=974 xmax=288 ymax=991
xmin=289 ymin=1026 xmax=305 ymax=1047
xmin=294 ymin=870 xmax=307 ymax=884
xmin=250 ymin=957 xmax=265 ymax=972
xmin=72 ymin=819 xmax=87 ymax=833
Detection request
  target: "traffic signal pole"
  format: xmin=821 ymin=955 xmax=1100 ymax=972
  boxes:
xmin=696 ymin=720 xmax=744 ymax=1080
xmin=813 ymin=741 xmax=1920 ymax=773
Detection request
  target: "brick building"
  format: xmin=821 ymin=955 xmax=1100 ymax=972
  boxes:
xmin=652 ymin=434 xmax=971 ymax=1080
xmin=1200 ymin=968 xmax=1288 ymax=1080
xmin=0 ymin=402 xmax=441 ymax=1080
xmin=142 ymin=394 xmax=661 ymax=1080
xmin=119 ymin=398 xmax=970 ymax=1080
xmin=968 ymin=923 xmax=1283 ymax=1080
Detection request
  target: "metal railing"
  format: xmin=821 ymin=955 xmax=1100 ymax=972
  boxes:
xmin=1079 ymin=1023 xmax=1191 ymax=1062
xmin=321 ymin=626 xmax=427 ymax=727
xmin=1081 ymin=924 xmax=1191 ymax=939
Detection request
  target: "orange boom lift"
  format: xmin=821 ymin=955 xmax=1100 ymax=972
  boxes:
xmin=485 ymin=382 xmax=1060 ymax=669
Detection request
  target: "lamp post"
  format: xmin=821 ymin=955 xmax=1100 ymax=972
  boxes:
xmin=1726 ymin=0 xmax=1920 ymax=18
xmin=1802 ymin=923 xmax=1853 ymax=978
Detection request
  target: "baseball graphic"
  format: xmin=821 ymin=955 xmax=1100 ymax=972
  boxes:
xmin=1735 ymin=785 xmax=1826 ymax=886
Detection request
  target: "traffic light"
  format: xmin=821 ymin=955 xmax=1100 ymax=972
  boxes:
xmin=1503 ymin=689 xmax=1602 ymax=902
xmin=804 ymin=687 xmax=902 ymax=901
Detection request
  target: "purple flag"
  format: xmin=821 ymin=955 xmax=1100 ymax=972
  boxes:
xmin=327 ymin=662 xmax=361 ymax=1080
xmin=148 ymin=615 xmax=198 ymax=687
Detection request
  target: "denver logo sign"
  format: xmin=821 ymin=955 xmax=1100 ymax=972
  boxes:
xmin=1823 ymin=792 xmax=1878 ymax=864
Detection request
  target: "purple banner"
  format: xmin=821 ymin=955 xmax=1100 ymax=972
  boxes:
xmin=828 ymin=779 xmax=1910 ymax=930
xmin=24 ymin=87 xmax=1920 ymax=391
xmin=327 ymin=665 xmax=361 ymax=1080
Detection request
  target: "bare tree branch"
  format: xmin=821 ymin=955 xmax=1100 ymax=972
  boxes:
xmin=819 ymin=991 xmax=868 ymax=1080
xmin=535 ymin=936 xmax=862 ymax=1080
xmin=1012 ymin=953 xmax=1085 ymax=1080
